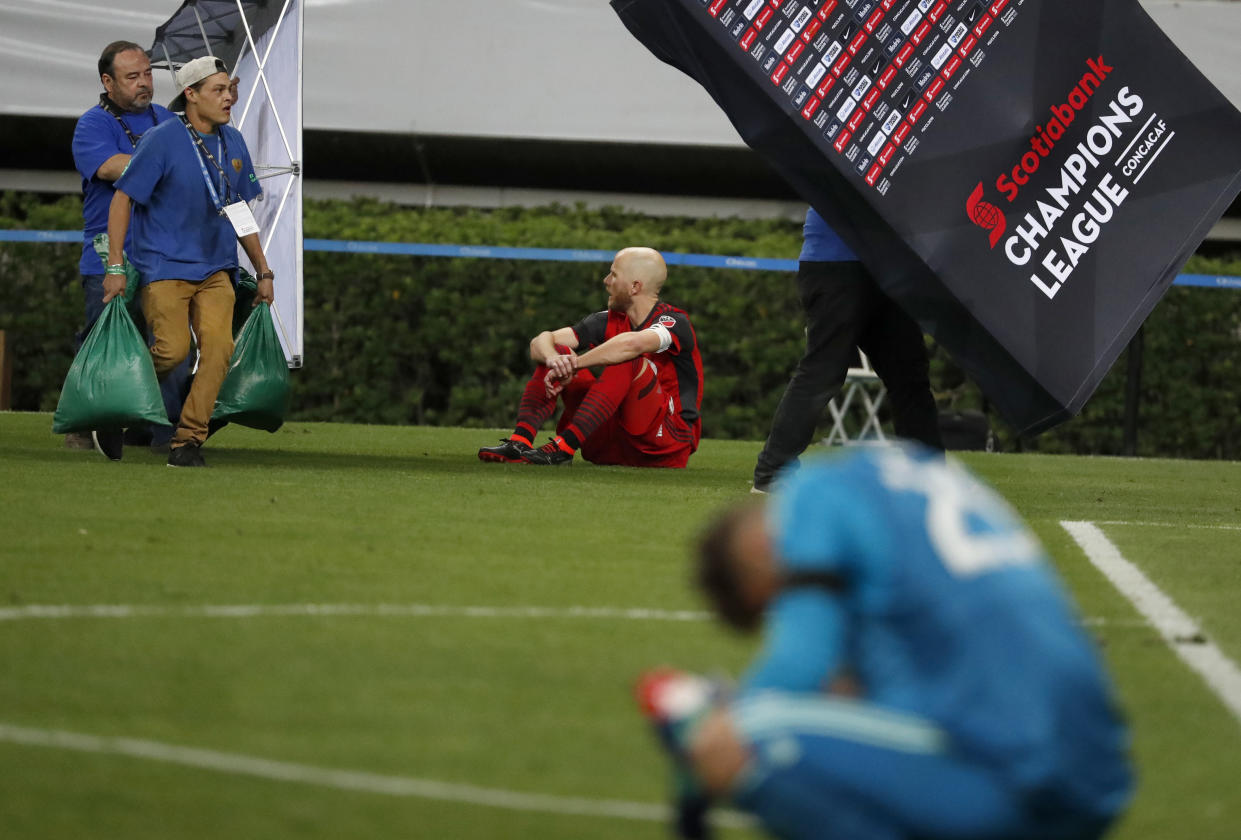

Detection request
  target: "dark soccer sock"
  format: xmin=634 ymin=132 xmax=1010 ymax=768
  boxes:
xmin=513 ymin=366 xmax=558 ymax=445
xmin=559 ymin=361 xmax=633 ymax=451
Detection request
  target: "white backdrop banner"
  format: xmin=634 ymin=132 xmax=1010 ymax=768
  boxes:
xmin=233 ymin=0 xmax=304 ymax=367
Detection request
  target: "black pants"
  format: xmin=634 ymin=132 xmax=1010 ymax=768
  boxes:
xmin=753 ymin=261 xmax=943 ymax=487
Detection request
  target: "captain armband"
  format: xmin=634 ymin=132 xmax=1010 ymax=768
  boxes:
xmin=646 ymin=323 xmax=673 ymax=353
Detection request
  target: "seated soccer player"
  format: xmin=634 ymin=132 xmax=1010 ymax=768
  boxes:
xmin=477 ymin=246 xmax=703 ymax=467
xmin=638 ymin=445 xmax=1133 ymax=840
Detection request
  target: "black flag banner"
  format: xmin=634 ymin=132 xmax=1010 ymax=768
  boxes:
xmin=612 ymin=0 xmax=1241 ymax=434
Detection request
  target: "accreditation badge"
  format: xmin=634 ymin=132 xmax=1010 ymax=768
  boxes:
xmin=223 ymin=201 xmax=260 ymax=237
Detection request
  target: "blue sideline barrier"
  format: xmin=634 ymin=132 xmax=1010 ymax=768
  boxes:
xmin=2 ymin=229 xmax=1237 ymax=287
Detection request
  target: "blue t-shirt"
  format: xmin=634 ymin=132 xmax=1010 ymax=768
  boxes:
xmin=800 ymin=207 xmax=857 ymax=262
xmin=745 ymin=445 xmax=1130 ymax=807
xmin=71 ymin=102 xmax=174 ymax=275
xmin=115 ymin=118 xmax=261 ymax=285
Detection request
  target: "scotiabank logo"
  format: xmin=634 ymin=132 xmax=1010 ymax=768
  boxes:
xmin=995 ymin=56 xmax=1114 ymax=202
xmin=966 ymin=183 xmax=1006 ymax=249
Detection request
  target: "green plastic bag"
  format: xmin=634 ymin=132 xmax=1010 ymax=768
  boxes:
xmin=211 ymin=303 xmax=290 ymax=432
xmin=51 ymin=297 xmax=170 ymax=434
xmin=232 ymin=268 xmax=258 ymax=336
xmin=91 ymin=233 xmax=141 ymax=318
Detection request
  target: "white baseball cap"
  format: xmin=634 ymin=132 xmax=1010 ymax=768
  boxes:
xmin=168 ymin=55 xmax=228 ymax=111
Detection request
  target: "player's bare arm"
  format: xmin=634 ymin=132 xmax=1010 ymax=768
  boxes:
xmin=529 ymin=327 xmax=579 ymax=365
xmin=575 ymin=329 xmax=661 ymax=370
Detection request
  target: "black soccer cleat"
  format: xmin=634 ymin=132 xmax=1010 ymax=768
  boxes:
xmin=520 ymin=442 xmax=573 ymax=466
xmin=477 ymin=438 xmax=533 ymax=463
xmin=91 ymin=429 xmax=124 ymax=461
xmin=167 ymin=442 xmax=206 ymax=468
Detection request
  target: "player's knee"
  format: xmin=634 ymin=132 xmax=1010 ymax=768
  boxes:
xmin=688 ymin=709 xmax=750 ymax=796
xmin=150 ymin=335 xmax=191 ymax=376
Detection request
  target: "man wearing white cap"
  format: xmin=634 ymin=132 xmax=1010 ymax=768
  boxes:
xmin=104 ymin=55 xmax=275 ymax=467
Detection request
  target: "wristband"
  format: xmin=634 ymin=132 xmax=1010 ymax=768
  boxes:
xmin=105 ymin=265 xmax=126 ymax=276
xmin=258 ymin=270 xmax=274 ymax=280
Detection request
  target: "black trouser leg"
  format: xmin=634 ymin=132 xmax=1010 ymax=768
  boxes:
xmin=858 ymin=294 xmax=944 ymax=451
xmin=753 ymin=262 xmax=870 ymax=486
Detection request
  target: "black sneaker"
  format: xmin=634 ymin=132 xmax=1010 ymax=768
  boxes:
xmin=478 ymin=438 xmax=533 ymax=463
xmin=206 ymin=418 xmax=229 ymax=440
xmin=123 ymin=427 xmax=153 ymax=447
xmin=167 ymin=442 xmax=206 ymax=468
xmin=520 ymin=442 xmax=573 ymax=466
xmin=91 ymin=429 xmax=124 ymax=461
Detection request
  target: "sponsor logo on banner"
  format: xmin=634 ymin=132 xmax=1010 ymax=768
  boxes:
xmin=963 ymin=56 xmax=1178 ymax=301
xmin=966 ymin=182 xmax=1006 ymax=248
xmin=994 ymin=55 xmax=1115 ymax=202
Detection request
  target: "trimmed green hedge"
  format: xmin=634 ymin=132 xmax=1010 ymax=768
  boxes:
xmin=3 ymin=191 xmax=1240 ymax=457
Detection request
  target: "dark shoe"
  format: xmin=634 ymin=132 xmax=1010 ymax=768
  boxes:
xmin=206 ymin=418 xmax=229 ymax=440
xmin=520 ymin=441 xmax=574 ymax=466
xmin=123 ymin=427 xmax=153 ymax=447
xmin=167 ymin=442 xmax=206 ymax=468
xmin=478 ymin=438 xmax=533 ymax=463
xmin=65 ymin=432 xmax=95 ymax=451
xmin=91 ymin=429 xmax=124 ymax=461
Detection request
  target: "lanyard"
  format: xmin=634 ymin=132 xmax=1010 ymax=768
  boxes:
xmin=179 ymin=115 xmax=234 ymax=214
xmin=98 ymin=94 xmax=158 ymax=148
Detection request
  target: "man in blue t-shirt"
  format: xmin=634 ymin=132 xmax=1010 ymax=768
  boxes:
xmin=640 ymin=446 xmax=1132 ymax=840
xmin=751 ymin=208 xmax=942 ymax=492
xmin=70 ymin=41 xmax=186 ymax=456
xmin=104 ymin=55 xmax=275 ymax=468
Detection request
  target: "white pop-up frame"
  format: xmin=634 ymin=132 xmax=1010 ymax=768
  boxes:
xmin=150 ymin=0 xmax=305 ymax=368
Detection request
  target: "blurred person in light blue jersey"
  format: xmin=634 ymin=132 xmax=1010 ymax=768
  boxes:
xmin=637 ymin=444 xmax=1132 ymax=840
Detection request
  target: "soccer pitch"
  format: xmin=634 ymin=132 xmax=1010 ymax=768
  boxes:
xmin=1 ymin=412 xmax=1239 ymax=839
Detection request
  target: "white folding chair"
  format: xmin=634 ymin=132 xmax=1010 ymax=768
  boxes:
xmin=824 ymin=351 xmax=888 ymax=446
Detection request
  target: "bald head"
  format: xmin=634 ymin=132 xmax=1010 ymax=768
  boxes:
xmin=616 ymin=247 xmax=667 ymax=297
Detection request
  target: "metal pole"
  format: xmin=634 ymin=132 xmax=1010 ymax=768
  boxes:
xmin=0 ymin=330 xmax=11 ymax=410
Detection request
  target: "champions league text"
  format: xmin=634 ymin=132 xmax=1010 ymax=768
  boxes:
xmin=999 ymin=61 xmax=1147 ymax=300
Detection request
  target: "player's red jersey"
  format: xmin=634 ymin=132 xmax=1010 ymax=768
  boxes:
xmin=572 ymin=302 xmax=704 ymax=451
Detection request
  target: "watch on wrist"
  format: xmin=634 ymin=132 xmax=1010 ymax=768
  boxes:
xmin=258 ymin=270 xmax=275 ymax=280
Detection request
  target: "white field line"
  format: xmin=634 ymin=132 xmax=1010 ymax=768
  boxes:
xmin=1090 ymin=520 xmax=1241 ymax=532
xmin=0 ymin=722 xmax=751 ymax=828
xmin=0 ymin=602 xmax=1149 ymax=629
xmin=0 ymin=604 xmax=711 ymax=622
xmin=1062 ymin=521 xmax=1241 ymax=726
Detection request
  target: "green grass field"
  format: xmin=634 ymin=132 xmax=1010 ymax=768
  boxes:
xmin=2 ymin=411 xmax=1239 ymax=839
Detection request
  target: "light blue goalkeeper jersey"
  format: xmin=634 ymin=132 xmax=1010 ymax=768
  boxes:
xmin=743 ymin=445 xmax=1131 ymax=814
